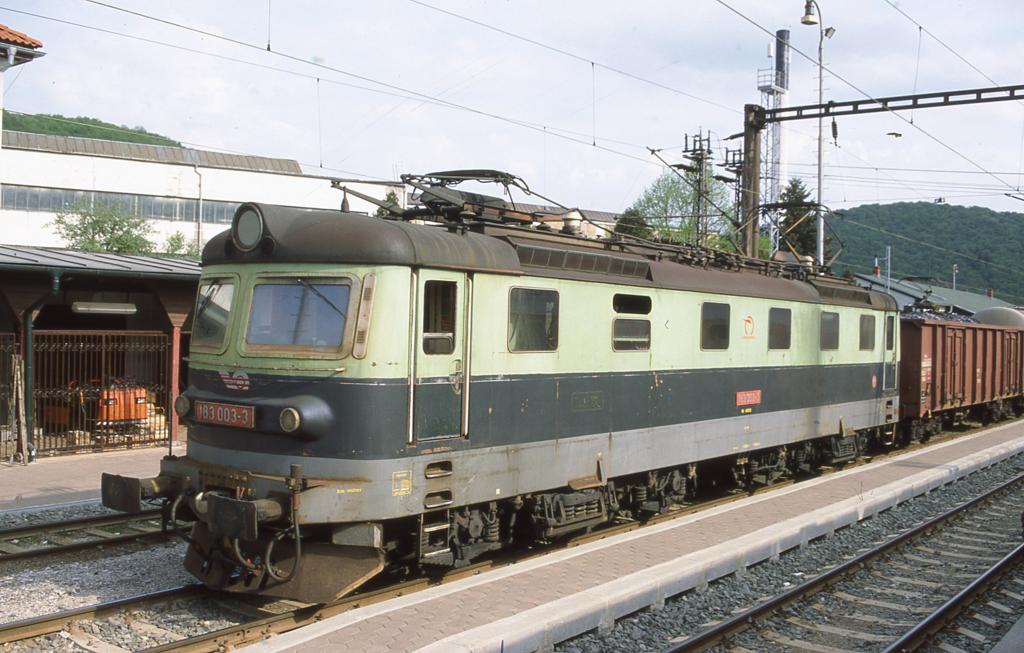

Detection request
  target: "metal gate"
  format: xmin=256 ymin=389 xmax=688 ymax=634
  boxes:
xmin=33 ymin=331 xmax=169 ymax=454
xmin=0 ymin=334 xmax=17 ymax=459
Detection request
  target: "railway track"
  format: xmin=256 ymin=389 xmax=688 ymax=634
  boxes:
xmin=0 ymin=422 xmax=1011 ymax=652
xmin=662 ymin=471 xmax=1024 ymax=653
xmin=0 ymin=508 xmax=176 ymax=562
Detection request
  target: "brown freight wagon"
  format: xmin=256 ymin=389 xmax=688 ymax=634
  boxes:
xmin=900 ymin=317 xmax=1024 ymax=439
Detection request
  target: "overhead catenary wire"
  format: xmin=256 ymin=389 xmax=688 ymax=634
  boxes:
xmin=880 ymin=0 xmax=1024 ymax=190
xmin=72 ymin=0 xmax=663 ymax=156
xmin=2 ymin=4 xmax=665 ymax=176
xmin=840 ymin=216 xmax=1024 ymax=277
xmin=713 ymin=0 xmax=1021 ymax=195
xmin=405 ymin=0 xmax=740 ymax=114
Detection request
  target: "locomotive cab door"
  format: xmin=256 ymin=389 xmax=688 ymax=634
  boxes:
xmin=411 ymin=270 xmax=470 ymax=441
xmin=882 ymin=314 xmax=897 ymax=392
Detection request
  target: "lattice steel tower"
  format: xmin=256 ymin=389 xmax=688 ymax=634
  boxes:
xmin=757 ymin=29 xmax=790 ymax=255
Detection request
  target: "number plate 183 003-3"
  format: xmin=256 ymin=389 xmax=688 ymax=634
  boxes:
xmin=194 ymin=401 xmax=254 ymax=428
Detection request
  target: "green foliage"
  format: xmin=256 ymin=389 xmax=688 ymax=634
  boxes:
xmin=162 ymin=231 xmax=201 ymax=258
xmin=3 ymin=110 xmax=179 ymax=146
xmin=614 ymin=208 xmax=652 ymax=239
xmin=626 ymin=169 xmax=735 ymax=247
xmin=375 ymin=190 xmax=400 ymax=217
xmin=51 ymin=202 xmax=155 ymax=254
xmin=831 ymin=201 xmax=1024 ymax=305
xmin=777 ymin=178 xmax=816 ymax=257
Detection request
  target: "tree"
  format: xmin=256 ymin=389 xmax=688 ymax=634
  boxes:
xmin=162 ymin=230 xmax=201 ymax=258
xmin=375 ymin=190 xmax=400 ymax=217
xmin=614 ymin=208 xmax=652 ymax=239
xmin=777 ymin=177 xmax=817 ymax=258
xmin=51 ymin=202 xmax=155 ymax=254
xmin=626 ymin=169 xmax=735 ymax=247
xmin=2 ymin=110 xmax=179 ymax=146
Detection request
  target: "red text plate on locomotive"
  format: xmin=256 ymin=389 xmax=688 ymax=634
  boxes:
xmin=736 ymin=390 xmax=762 ymax=406
xmin=194 ymin=401 xmax=254 ymax=428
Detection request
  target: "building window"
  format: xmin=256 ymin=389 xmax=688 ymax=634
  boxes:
xmin=859 ymin=315 xmax=876 ymax=350
xmin=613 ymin=293 xmax=651 ymax=314
xmin=768 ymin=307 xmax=791 ymax=350
xmin=422 ymin=281 xmax=457 ymax=355
xmin=508 ymin=288 xmax=559 ymax=352
xmin=613 ymin=319 xmax=650 ymax=351
xmin=0 ymin=184 xmax=240 ymax=225
xmin=701 ymin=302 xmax=730 ymax=350
xmin=820 ymin=311 xmax=840 ymax=350
xmin=885 ymin=315 xmax=896 ymax=351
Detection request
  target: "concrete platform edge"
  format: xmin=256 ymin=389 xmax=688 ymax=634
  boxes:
xmin=413 ymin=434 xmax=1024 ymax=653
xmin=241 ymin=427 xmax=1024 ymax=653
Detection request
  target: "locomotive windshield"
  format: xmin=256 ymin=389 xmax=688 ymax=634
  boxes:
xmin=246 ymin=278 xmax=350 ymax=349
xmin=192 ymin=280 xmax=234 ymax=349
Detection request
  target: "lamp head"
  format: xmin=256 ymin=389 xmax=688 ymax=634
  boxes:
xmin=801 ymin=0 xmax=819 ymax=25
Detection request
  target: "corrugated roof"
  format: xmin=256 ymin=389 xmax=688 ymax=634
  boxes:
xmin=0 ymin=245 xmax=200 ymax=279
xmin=2 ymin=131 xmax=303 ymax=175
xmin=854 ymin=273 xmax=1012 ymax=315
xmin=0 ymin=23 xmax=42 ymax=48
xmin=514 ymin=202 xmax=620 ymax=224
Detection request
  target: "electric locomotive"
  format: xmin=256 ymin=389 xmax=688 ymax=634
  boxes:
xmin=102 ymin=171 xmax=901 ymax=603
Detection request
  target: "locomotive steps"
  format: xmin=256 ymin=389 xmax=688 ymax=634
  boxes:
xmin=2 ymin=421 xmax=1024 ymax=650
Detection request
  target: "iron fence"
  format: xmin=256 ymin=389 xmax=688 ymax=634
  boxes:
xmin=0 ymin=334 xmax=17 ymax=459
xmin=32 ymin=331 xmax=169 ymax=454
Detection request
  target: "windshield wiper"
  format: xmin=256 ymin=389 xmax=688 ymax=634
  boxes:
xmin=296 ymin=278 xmax=347 ymax=319
xmin=195 ymin=281 xmax=222 ymax=320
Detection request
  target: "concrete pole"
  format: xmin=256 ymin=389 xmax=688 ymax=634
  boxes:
xmin=741 ymin=104 xmax=765 ymax=258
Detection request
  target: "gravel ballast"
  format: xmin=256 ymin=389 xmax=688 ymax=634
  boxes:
xmin=556 ymin=453 xmax=1024 ymax=653
xmin=0 ymin=541 xmax=193 ymax=624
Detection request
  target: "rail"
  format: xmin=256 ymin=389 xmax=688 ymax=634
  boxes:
xmin=0 ymin=508 xmax=174 ymax=561
xmin=661 ymin=470 xmax=1024 ymax=653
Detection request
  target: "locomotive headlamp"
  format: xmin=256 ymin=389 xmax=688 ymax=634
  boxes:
xmin=232 ymin=205 xmax=265 ymax=252
xmin=279 ymin=407 xmax=302 ymax=433
xmin=173 ymin=394 xmax=191 ymax=417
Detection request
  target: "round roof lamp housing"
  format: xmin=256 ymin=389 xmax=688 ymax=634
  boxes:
xmin=232 ymin=205 xmax=265 ymax=252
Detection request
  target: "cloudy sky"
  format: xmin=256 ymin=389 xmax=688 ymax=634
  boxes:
xmin=4 ymin=0 xmax=1024 ymax=214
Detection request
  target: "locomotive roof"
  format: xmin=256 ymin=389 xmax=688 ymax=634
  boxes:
xmin=203 ymin=203 xmax=897 ymax=311
xmin=202 ymin=204 xmax=522 ymax=274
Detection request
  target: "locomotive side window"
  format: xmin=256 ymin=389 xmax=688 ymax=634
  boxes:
xmin=700 ymin=302 xmax=730 ymax=350
xmin=885 ymin=315 xmax=895 ymax=350
xmin=508 ymin=288 xmax=559 ymax=351
xmin=613 ymin=294 xmax=651 ymax=314
xmin=192 ymin=280 xmax=234 ymax=349
xmin=246 ymin=279 xmax=349 ymax=349
xmin=613 ymin=319 xmax=650 ymax=351
xmin=820 ymin=311 xmax=840 ymax=350
xmin=422 ymin=281 xmax=457 ymax=355
xmin=859 ymin=315 xmax=876 ymax=350
xmin=768 ymin=307 xmax=791 ymax=350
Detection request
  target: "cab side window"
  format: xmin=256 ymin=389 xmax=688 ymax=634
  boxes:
xmin=423 ymin=280 xmax=456 ymax=355
xmin=701 ymin=303 xmax=730 ymax=350
xmin=508 ymin=288 xmax=559 ymax=352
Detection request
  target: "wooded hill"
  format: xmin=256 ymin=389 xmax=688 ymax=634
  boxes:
xmin=2 ymin=110 xmax=179 ymax=146
xmin=830 ymin=202 xmax=1024 ymax=305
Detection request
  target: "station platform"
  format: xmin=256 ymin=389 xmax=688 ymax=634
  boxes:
xmin=245 ymin=420 xmax=1024 ymax=653
xmin=0 ymin=443 xmax=181 ymax=511
xmin=992 ymin=612 xmax=1024 ymax=653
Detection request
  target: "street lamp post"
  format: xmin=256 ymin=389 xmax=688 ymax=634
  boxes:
xmin=801 ymin=0 xmax=834 ymax=267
